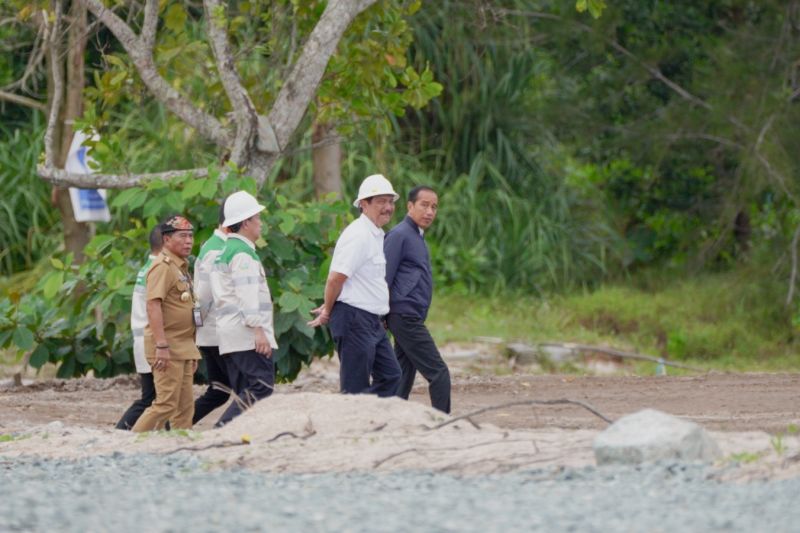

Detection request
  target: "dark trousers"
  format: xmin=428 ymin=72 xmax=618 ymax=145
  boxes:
xmin=387 ymin=313 xmax=451 ymax=413
xmin=116 ymin=372 xmax=156 ymax=430
xmin=329 ymin=302 xmax=401 ymax=397
xmin=193 ymin=346 xmax=231 ymax=424
xmin=215 ymin=349 xmax=275 ymax=427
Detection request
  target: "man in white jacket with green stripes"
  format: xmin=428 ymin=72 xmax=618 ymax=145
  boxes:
xmin=116 ymin=226 xmax=161 ymax=430
xmin=210 ymin=191 xmax=278 ymax=426
xmin=192 ymin=203 xmax=231 ymax=424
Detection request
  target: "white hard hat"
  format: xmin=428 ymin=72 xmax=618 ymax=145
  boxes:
xmin=352 ymin=174 xmax=399 ymax=208
xmin=223 ymin=191 xmax=265 ymax=227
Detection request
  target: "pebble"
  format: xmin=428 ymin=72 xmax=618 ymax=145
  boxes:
xmin=0 ymin=454 xmax=798 ymax=532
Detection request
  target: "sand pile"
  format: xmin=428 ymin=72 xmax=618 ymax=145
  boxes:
xmin=1 ymin=392 xmax=797 ymax=478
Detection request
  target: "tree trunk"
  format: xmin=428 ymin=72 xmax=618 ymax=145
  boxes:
xmin=312 ymin=121 xmax=342 ymax=200
xmin=52 ymin=1 xmax=91 ymax=262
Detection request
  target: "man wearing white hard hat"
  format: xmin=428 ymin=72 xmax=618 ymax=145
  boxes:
xmin=309 ymin=174 xmax=402 ymax=397
xmin=210 ymin=191 xmax=279 ymax=426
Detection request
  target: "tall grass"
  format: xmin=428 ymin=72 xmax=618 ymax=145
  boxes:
xmin=0 ymin=114 xmax=60 ymax=276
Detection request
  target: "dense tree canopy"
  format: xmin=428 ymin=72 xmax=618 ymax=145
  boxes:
xmin=1 ymin=0 xmax=799 ymax=377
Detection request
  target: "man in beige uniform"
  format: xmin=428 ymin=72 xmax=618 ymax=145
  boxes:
xmin=133 ymin=215 xmax=200 ymax=432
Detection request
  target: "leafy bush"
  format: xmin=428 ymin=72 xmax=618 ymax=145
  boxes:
xmin=0 ymin=118 xmax=61 ymax=276
xmin=0 ymin=170 xmax=348 ymax=380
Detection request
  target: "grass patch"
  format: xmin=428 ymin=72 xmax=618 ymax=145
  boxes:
xmin=427 ymin=268 xmax=799 ymax=372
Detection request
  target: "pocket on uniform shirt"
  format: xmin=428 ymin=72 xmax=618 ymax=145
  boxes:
xmin=369 ymin=253 xmax=386 ymax=276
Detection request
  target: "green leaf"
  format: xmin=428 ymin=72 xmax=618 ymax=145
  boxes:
xmin=111 ymin=188 xmax=139 ymax=209
xmin=50 ymin=258 xmax=64 ymax=270
xmin=201 ymin=177 xmax=219 ymax=199
xmin=93 ymin=355 xmax=108 ymax=373
xmin=182 ymin=178 xmax=206 ymax=199
xmin=85 ymin=234 xmax=115 ymax=256
xmin=164 ymin=3 xmax=187 ymax=32
xmin=76 ymin=349 xmax=94 ymax=364
xmin=278 ymin=292 xmax=303 ymax=313
xmin=274 ymin=311 xmax=295 ymax=336
xmin=293 ymin=316 xmax=315 ymax=339
xmin=29 ymin=343 xmax=50 ymax=368
xmin=143 ymin=197 xmax=165 ymax=219
xmin=278 ymin=214 xmax=296 ymax=234
xmin=105 ymin=266 xmax=129 ymax=290
xmin=41 ymin=271 xmax=64 ymax=299
xmin=12 ymin=327 xmax=34 ymax=351
xmin=109 ymin=70 xmax=127 ymax=86
xmin=103 ymin=322 xmax=116 ymax=347
xmin=164 ymin=191 xmax=185 ymax=212
xmin=56 ymin=357 xmax=76 ymax=379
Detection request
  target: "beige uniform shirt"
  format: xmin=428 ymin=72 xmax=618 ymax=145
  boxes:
xmin=143 ymin=248 xmax=200 ymax=360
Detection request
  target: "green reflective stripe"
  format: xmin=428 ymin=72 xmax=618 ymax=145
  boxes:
xmin=215 ymin=237 xmax=259 ymax=266
xmin=197 ymin=233 xmax=226 ymax=262
xmin=134 ymin=257 xmax=154 ymax=287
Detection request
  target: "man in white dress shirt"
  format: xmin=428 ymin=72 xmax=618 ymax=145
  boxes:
xmin=309 ymin=174 xmax=402 ymax=396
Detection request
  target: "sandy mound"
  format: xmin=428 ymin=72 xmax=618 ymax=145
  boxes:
xmin=1 ymin=392 xmax=797 ymax=478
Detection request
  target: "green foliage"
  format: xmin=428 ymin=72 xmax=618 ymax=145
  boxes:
xmin=0 ymin=170 xmax=347 ymax=380
xmin=427 ymin=267 xmax=797 ymax=370
xmin=0 ymin=117 xmax=61 ymax=276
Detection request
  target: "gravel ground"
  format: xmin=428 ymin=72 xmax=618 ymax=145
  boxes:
xmin=1 ymin=453 xmax=799 ymax=532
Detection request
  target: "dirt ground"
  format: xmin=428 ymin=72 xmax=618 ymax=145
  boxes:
xmin=1 ymin=350 xmax=797 ymax=435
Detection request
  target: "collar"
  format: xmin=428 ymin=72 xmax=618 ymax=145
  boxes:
xmin=403 ymin=216 xmax=424 ymax=237
xmin=359 ymin=213 xmax=384 ymax=237
xmin=162 ymin=247 xmax=187 ymax=268
xmin=213 ymin=228 xmax=228 ymax=241
xmin=229 ymin=232 xmax=256 ymax=249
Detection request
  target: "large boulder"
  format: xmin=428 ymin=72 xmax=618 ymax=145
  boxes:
xmin=593 ymin=408 xmax=722 ymax=465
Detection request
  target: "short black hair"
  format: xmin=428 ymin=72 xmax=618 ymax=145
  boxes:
xmin=149 ymin=226 xmax=162 ymax=253
xmin=408 ymin=185 xmax=436 ymax=204
xmin=228 ymin=221 xmax=243 ymax=233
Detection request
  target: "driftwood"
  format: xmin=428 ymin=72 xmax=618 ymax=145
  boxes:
xmin=428 ymin=398 xmax=614 ymax=431
xmin=538 ymin=342 xmax=706 ymax=372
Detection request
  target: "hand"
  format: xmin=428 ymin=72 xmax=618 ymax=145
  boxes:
xmin=192 ymin=360 xmax=198 ymax=374
xmin=154 ymin=347 xmax=171 ymax=372
xmin=307 ymin=306 xmax=330 ymax=328
xmin=254 ymin=327 xmax=272 ymax=358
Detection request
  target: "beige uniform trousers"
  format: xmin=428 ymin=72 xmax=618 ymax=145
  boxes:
xmin=132 ymin=360 xmax=194 ymax=432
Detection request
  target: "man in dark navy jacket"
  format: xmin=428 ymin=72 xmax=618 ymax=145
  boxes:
xmin=384 ymin=186 xmax=451 ymax=413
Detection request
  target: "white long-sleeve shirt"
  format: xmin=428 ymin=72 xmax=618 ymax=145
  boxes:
xmin=131 ymin=255 xmax=157 ymax=373
xmin=210 ymin=233 xmax=278 ymax=355
xmin=194 ymin=229 xmax=227 ymax=347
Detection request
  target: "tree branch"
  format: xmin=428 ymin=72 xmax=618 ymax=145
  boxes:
xmin=44 ymin=0 xmax=63 ymax=169
xmin=203 ymin=0 xmax=258 ymax=166
xmin=0 ymin=89 xmax=47 ymax=112
xmin=81 ymin=0 xmax=232 ymax=147
xmin=267 ymin=0 xmax=379 ymax=151
xmin=37 ymin=165 xmax=208 ymax=189
xmin=141 ymin=0 xmax=159 ymax=54
xmin=428 ymin=398 xmax=615 ymax=430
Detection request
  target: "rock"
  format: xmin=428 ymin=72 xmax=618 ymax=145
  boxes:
xmin=505 ymin=343 xmax=581 ymax=366
xmin=505 ymin=343 xmax=538 ymax=365
xmin=593 ymin=409 xmax=722 ymax=465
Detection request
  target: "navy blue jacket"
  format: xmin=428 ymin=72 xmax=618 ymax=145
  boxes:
xmin=384 ymin=216 xmax=433 ymax=321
